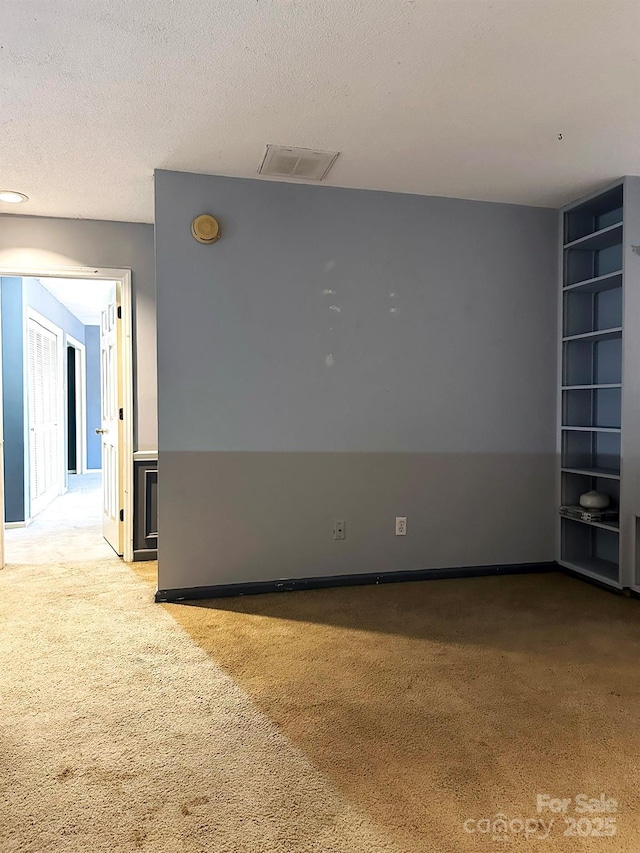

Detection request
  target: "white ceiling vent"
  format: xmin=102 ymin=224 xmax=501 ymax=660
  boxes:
xmin=258 ymin=145 xmax=340 ymax=181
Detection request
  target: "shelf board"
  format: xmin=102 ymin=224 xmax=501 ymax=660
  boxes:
xmin=563 ymin=270 xmax=622 ymax=293
xmin=559 ymin=512 xmax=619 ymax=533
xmin=561 ymin=466 xmax=620 ymax=480
xmin=564 ymin=183 xmax=623 ymax=220
xmin=558 ymin=557 xmax=620 ymax=587
xmin=563 ymin=222 xmax=622 ymax=252
xmin=563 ymin=327 xmax=622 ymax=343
xmin=561 ymin=426 xmax=620 ymax=433
xmin=562 ymin=384 xmax=621 ymax=391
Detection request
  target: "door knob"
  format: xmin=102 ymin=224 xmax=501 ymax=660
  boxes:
xmin=95 ymin=428 xmax=108 ymax=435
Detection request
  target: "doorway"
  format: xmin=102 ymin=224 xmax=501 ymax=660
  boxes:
xmin=67 ymin=343 xmax=77 ymax=473
xmin=0 ymin=267 xmax=134 ymax=567
xmin=66 ymin=336 xmax=88 ymax=476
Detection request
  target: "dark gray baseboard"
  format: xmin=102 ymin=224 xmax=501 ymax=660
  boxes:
xmin=154 ymin=561 xmax=558 ymax=603
xmin=134 ymin=549 xmax=158 ymax=562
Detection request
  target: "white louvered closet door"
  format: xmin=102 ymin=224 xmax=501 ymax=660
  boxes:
xmin=28 ymin=319 xmax=61 ymax=517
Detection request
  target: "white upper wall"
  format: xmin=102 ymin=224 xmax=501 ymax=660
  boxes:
xmin=1 ymin=0 xmax=639 ymax=222
xmin=36 ymin=278 xmax=116 ymax=326
xmin=0 ymin=214 xmax=157 ymax=451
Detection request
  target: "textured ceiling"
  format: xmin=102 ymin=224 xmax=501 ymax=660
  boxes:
xmin=1 ymin=0 xmax=639 ymax=223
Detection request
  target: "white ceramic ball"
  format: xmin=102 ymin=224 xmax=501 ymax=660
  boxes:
xmin=579 ymin=490 xmax=610 ymax=510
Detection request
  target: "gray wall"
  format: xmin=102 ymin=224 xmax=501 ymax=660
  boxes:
xmin=0 ymin=214 xmax=157 ymax=451
xmin=23 ymin=277 xmax=85 ymax=344
xmin=618 ymin=176 xmax=640 ymax=588
xmin=2 ymin=277 xmax=103 ymax=521
xmin=23 ymin=276 xmax=87 ymax=503
xmin=1 ymin=277 xmax=26 ymax=523
xmin=155 ymin=170 xmax=558 ymax=591
xmin=85 ymin=326 xmax=101 ymax=469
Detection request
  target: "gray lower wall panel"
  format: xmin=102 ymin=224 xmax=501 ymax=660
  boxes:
xmin=158 ymin=451 xmax=555 ymax=590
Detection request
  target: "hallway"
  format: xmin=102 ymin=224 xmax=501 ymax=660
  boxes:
xmin=5 ymin=473 xmax=116 ymax=565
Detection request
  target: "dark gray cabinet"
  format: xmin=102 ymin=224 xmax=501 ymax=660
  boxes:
xmin=134 ymin=454 xmax=157 ymax=561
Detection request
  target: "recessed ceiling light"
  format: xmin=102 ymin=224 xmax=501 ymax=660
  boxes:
xmin=0 ymin=190 xmax=29 ymax=204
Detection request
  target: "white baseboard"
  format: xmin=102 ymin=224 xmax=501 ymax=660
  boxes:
xmin=5 ymin=519 xmax=32 ymax=529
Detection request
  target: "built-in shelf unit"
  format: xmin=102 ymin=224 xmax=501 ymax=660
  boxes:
xmin=559 ymin=178 xmax=640 ymax=591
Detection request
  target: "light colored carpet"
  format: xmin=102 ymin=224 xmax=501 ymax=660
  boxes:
xmin=1 ymin=524 xmax=400 ymax=851
xmin=133 ymin=565 xmax=640 ymax=852
xmin=5 ymin=474 xmax=115 ymax=565
xmin=3 ymin=483 xmax=640 ymax=851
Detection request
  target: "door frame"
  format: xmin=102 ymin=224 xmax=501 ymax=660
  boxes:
xmin=0 ymin=283 xmax=4 ymax=568
xmin=0 ymin=265 xmax=134 ymax=563
xmin=26 ymin=307 xmax=65 ymax=517
xmin=66 ymin=334 xmax=87 ymax=475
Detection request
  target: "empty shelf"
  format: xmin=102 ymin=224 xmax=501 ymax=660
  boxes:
xmin=563 ymin=327 xmax=622 ymax=343
xmin=561 ymin=466 xmax=620 ymax=480
xmin=563 ymin=222 xmax=623 ymax=251
xmin=561 ymin=426 xmax=620 ymax=433
xmin=562 ymin=384 xmax=621 ymax=391
xmin=563 ymin=270 xmax=622 ymax=293
xmin=558 ymin=557 xmax=619 ymax=585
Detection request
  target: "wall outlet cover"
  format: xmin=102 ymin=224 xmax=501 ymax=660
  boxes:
xmin=395 ymin=516 xmax=407 ymax=536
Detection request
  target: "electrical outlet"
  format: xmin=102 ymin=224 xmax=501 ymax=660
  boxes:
xmin=395 ymin=516 xmax=407 ymax=536
xmin=333 ymin=520 xmax=346 ymax=540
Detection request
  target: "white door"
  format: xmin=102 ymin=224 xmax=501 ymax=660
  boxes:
xmin=28 ymin=318 xmax=62 ymax=518
xmin=99 ymin=284 xmax=123 ymax=555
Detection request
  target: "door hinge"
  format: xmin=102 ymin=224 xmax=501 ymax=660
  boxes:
xmin=117 ymin=306 xmax=122 ymax=320
xmin=119 ymin=407 xmax=124 ymax=420
xmin=119 ymin=509 xmax=124 ymax=522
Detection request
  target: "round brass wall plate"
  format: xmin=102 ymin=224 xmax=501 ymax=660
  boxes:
xmin=191 ymin=214 xmax=221 ymax=244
